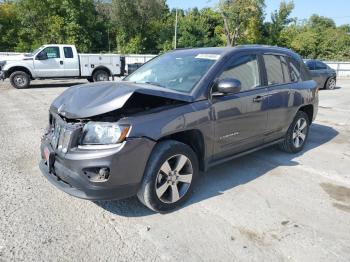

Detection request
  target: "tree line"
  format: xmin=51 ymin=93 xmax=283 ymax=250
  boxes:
xmin=0 ymin=0 xmax=349 ymax=60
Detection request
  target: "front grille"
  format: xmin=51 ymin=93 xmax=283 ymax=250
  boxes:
xmin=51 ymin=120 xmax=62 ymax=149
xmin=49 ymin=114 xmax=82 ymax=152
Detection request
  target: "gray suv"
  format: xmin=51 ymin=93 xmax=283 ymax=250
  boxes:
xmin=305 ymin=60 xmax=337 ymax=90
xmin=40 ymin=45 xmax=318 ymax=212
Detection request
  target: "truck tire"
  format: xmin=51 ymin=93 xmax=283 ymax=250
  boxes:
xmin=325 ymin=77 xmax=336 ymax=90
xmin=279 ymin=111 xmax=310 ymax=153
xmin=137 ymin=140 xmax=199 ymax=212
xmin=92 ymin=69 xmax=109 ymax=82
xmin=10 ymin=71 xmax=30 ymax=89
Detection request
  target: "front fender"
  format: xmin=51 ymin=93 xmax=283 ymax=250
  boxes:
xmin=3 ymin=62 xmax=34 ymax=78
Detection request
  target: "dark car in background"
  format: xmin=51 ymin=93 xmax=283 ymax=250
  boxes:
xmin=40 ymin=45 xmax=318 ymax=212
xmin=305 ymin=59 xmax=337 ymax=90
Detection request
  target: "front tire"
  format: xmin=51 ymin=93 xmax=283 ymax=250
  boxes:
xmin=279 ymin=111 xmax=310 ymax=153
xmin=92 ymin=69 xmax=109 ymax=82
xmin=137 ymin=140 xmax=199 ymax=212
xmin=9 ymin=71 xmax=30 ymax=89
xmin=325 ymin=77 xmax=336 ymax=90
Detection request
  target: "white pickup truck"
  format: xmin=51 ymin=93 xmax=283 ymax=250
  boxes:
xmin=0 ymin=44 xmax=125 ymax=88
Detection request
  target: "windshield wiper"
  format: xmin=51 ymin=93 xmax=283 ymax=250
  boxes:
xmin=136 ymin=81 xmax=165 ymax=88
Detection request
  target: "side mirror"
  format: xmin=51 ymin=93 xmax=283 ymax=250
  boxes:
xmin=36 ymin=51 xmax=48 ymax=60
xmin=215 ymin=78 xmax=241 ymax=95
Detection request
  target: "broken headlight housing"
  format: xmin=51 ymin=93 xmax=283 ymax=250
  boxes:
xmin=81 ymin=122 xmax=130 ymax=145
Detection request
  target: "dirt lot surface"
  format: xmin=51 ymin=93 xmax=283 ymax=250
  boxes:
xmin=0 ymin=79 xmax=349 ymax=261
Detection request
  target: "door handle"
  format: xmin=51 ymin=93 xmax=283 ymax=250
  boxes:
xmin=253 ymin=95 xmax=266 ymax=102
xmin=60 ymin=61 xmax=63 ymax=65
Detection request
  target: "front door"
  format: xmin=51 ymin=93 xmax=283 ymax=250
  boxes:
xmin=34 ymin=46 xmax=64 ymax=77
xmin=211 ymin=53 xmax=269 ymax=160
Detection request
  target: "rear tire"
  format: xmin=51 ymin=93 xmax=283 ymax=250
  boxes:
xmin=137 ymin=140 xmax=198 ymax=212
xmin=279 ymin=111 xmax=310 ymax=153
xmin=325 ymin=77 xmax=336 ymax=90
xmin=92 ymin=69 xmax=109 ymax=82
xmin=9 ymin=71 xmax=30 ymax=89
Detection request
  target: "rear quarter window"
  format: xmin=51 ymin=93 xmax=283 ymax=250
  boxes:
xmin=288 ymin=57 xmax=303 ymax=82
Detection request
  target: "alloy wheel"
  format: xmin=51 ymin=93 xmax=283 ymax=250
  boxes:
xmin=155 ymin=154 xmax=193 ymax=204
xmin=292 ymin=118 xmax=307 ymax=148
xmin=329 ymin=79 xmax=336 ymax=89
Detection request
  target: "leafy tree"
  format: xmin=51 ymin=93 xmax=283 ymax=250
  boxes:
xmin=309 ymin=14 xmax=336 ymax=30
xmin=13 ymin=0 xmax=108 ymax=52
xmin=110 ymin=0 xmax=168 ymax=53
xmin=177 ymin=8 xmax=224 ymax=48
xmin=0 ymin=2 xmax=20 ymax=51
xmin=263 ymin=1 xmax=294 ymax=45
xmin=218 ymin=0 xmax=265 ymax=46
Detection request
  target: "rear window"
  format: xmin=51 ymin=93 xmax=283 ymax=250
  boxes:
xmin=316 ymin=61 xmax=327 ymax=70
xmin=263 ymin=55 xmax=285 ymax=85
xmin=64 ymin=47 xmax=74 ymax=58
xmin=305 ymin=60 xmax=315 ymax=70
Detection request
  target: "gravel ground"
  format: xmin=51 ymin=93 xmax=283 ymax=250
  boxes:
xmin=0 ymin=78 xmax=350 ymax=262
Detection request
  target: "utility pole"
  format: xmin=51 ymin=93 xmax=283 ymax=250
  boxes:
xmin=174 ymin=9 xmax=178 ymax=49
xmin=107 ymin=27 xmax=111 ymax=53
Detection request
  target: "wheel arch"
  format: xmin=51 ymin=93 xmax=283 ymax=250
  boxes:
xmin=298 ymin=104 xmax=314 ymax=123
xmin=6 ymin=66 xmax=33 ymax=79
xmin=92 ymin=66 xmax=111 ymax=77
xmin=158 ymin=129 xmax=206 ymax=171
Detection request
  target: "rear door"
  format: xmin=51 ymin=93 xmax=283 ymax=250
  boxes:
xmin=34 ymin=46 xmax=64 ymax=77
xmin=263 ymin=54 xmax=299 ymax=142
xmin=211 ymin=53 xmax=269 ymax=159
xmin=63 ymin=46 xmax=80 ymax=77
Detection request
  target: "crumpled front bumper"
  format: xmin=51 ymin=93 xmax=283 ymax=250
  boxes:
xmin=39 ymin=137 xmax=155 ymax=200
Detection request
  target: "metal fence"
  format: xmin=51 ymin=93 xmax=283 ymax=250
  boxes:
xmin=324 ymin=61 xmax=350 ymax=78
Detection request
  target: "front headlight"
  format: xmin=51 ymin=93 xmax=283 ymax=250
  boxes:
xmin=0 ymin=61 xmax=6 ymax=67
xmin=81 ymin=122 xmax=130 ymax=145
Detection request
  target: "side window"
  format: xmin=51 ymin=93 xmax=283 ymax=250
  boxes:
xmin=289 ymin=57 xmax=302 ymax=82
xmin=218 ymin=55 xmax=260 ymax=92
xmin=41 ymin=47 xmax=60 ymax=59
xmin=316 ymin=61 xmax=327 ymax=70
xmin=263 ymin=55 xmax=284 ymax=85
xmin=305 ymin=61 xmax=315 ymax=70
xmin=64 ymin=47 xmax=74 ymax=58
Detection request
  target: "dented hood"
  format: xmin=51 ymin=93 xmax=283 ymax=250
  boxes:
xmin=50 ymin=81 xmax=193 ymax=119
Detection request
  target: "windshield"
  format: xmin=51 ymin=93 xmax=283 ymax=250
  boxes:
xmin=124 ymin=51 xmax=219 ymax=93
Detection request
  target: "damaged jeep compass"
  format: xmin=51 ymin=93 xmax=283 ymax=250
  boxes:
xmin=40 ymin=46 xmax=318 ymax=212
